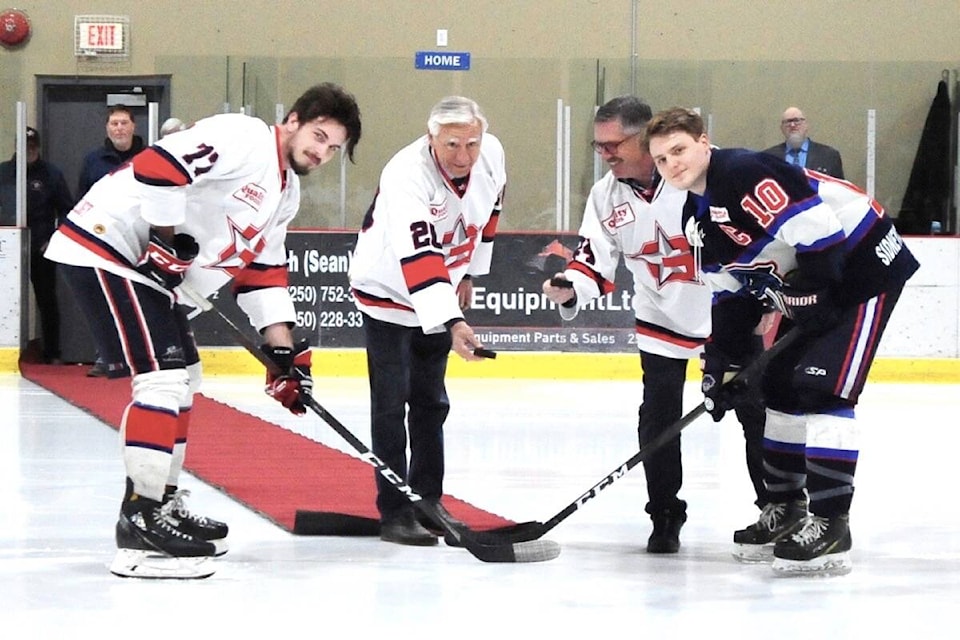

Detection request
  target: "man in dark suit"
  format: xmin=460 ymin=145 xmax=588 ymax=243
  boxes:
xmin=763 ymin=107 xmax=844 ymax=179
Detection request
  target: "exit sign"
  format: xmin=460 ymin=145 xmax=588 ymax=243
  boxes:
xmin=75 ymin=15 xmax=129 ymax=56
xmin=415 ymin=51 xmax=471 ymax=71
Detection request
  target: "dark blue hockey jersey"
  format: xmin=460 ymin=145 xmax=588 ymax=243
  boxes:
xmin=682 ymin=148 xmax=919 ymax=308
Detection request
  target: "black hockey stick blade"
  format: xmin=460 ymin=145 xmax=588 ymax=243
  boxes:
xmin=178 ymin=283 xmax=560 ymax=563
xmin=474 ymin=327 xmax=803 ymax=544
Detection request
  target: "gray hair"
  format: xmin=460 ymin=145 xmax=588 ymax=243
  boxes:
xmin=160 ymin=117 xmax=185 ymax=138
xmin=427 ymin=96 xmax=488 ymax=135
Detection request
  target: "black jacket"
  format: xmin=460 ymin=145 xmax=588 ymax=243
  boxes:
xmin=77 ymin=135 xmax=146 ymax=198
xmin=0 ymin=155 xmax=75 ymax=249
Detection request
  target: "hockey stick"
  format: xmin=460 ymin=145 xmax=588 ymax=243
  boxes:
xmin=177 ymin=283 xmax=560 ymax=563
xmin=475 ymin=326 xmax=802 ymax=544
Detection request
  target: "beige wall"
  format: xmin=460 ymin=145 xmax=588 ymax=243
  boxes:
xmin=3 ymin=0 xmax=959 ymax=229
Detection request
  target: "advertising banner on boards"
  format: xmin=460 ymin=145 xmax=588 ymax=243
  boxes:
xmin=190 ymin=230 xmax=638 ymax=353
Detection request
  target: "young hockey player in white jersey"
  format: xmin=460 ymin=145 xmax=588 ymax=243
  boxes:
xmin=543 ymin=96 xmax=770 ymax=554
xmin=45 ymin=83 xmax=362 ymax=578
xmin=348 ymin=96 xmax=503 ymax=546
xmin=646 ymin=107 xmax=919 ymax=575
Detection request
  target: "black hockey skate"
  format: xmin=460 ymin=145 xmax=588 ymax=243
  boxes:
xmin=772 ymin=514 xmax=852 ymax=576
xmin=164 ymin=488 xmax=229 ymax=556
xmin=732 ymin=499 xmax=808 ymax=562
xmin=109 ymin=496 xmax=217 ymax=579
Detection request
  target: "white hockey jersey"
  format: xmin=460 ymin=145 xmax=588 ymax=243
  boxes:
xmin=349 ymin=133 xmax=506 ymax=332
xmin=45 ymin=113 xmax=299 ymax=332
xmin=561 ymin=172 xmax=710 ymax=359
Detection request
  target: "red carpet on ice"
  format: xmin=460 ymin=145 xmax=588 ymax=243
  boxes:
xmin=19 ymin=362 xmax=513 ymax=534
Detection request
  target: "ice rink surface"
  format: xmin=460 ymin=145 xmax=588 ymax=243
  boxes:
xmin=2 ymin=372 xmax=958 ymax=637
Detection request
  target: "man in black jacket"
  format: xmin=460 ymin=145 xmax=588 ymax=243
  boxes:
xmin=763 ymin=107 xmax=844 ymax=179
xmin=77 ymin=105 xmax=145 ymax=198
xmin=0 ymin=127 xmax=75 ymax=363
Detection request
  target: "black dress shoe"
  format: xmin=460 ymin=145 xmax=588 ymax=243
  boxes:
xmin=416 ymin=500 xmax=467 ymax=548
xmin=647 ymin=507 xmax=687 ymax=554
xmin=380 ymin=509 xmax=438 ymax=546
xmin=415 ymin=500 xmax=465 ymax=535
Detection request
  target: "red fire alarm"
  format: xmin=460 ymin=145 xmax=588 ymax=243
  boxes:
xmin=0 ymin=8 xmax=31 ymax=48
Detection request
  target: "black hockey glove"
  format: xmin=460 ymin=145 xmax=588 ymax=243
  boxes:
xmin=700 ymin=343 xmax=754 ymax=423
xmin=261 ymin=339 xmax=313 ymax=416
xmin=136 ymin=230 xmax=199 ymax=290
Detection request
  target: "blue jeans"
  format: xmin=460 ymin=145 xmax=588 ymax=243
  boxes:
xmin=363 ymin=314 xmax=451 ymax=520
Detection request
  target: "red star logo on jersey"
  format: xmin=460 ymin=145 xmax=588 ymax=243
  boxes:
xmin=442 ymin=214 xmax=481 ymax=270
xmin=205 ymin=217 xmax=266 ymax=277
xmin=628 ymin=222 xmax=697 ymax=288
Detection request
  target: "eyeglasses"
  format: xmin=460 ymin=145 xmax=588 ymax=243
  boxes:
xmin=591 ymin=132 xmax=641 ymax=154
xmin=781 ymin=117 xmax=806 ymax=126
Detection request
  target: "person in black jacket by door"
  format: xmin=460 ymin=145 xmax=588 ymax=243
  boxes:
xmin=0 ymin=126 xmax=74 ymax=363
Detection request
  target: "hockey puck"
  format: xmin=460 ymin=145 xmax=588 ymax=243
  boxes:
xmin=549 ymin=277 xmax=573 ymax=288
xmin=473 ymin=348 xmax=497 ymax=359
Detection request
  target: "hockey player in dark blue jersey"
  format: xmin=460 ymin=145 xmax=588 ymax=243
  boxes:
xmin=645 ymin=107 xmax=919 ymax=575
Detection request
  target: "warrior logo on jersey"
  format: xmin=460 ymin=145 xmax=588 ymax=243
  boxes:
xmin=233 ymin=183 xmax=266 ymax=211
xmin=628 ymin=222 xmax=698 ymax=289
xmin=709 ymin=206 xmax=731 ymax=223
xmin=206 ymin=217 xmax=266 ymax=276
xmin=604 ymin=202 xmax=636 ymax=230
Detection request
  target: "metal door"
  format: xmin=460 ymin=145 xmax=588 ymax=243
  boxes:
xmin=36 ymin=75 xmax=171 ymax=363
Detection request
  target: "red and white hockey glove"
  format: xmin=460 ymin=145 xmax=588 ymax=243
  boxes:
xmin=261 ymin=340 xmax=313 ymax=415
xmin=136 ymin=231 xmax=199 ymax=290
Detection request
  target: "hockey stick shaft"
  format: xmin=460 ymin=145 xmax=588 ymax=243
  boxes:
xmin=177 ymin=283 xmax=559 ymax=563
xmin=492 ymin=327 xmax=802 ymax=542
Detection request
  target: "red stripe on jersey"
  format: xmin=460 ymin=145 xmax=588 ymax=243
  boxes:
xmin=132 ymin=147 xmax=192 ymax=187
xmin=567 ymin=261 xmax=615 ymax=295
xmin=481 ymin=209 xmax=500 ymax=242
xmin=232 ymin=264 xmax=289 ymax=291
xmin=352 ymin=288 xmax=415 ymax=312
xmin=123 ymin=403 xmax=177 ymax=452
xmin=58 ymin=223 xmax=131 ymax=268
xmin=635 ymin=322 xmax=706 ymax=350
xmin=401 ymin=252 xmax=449 ymax=293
